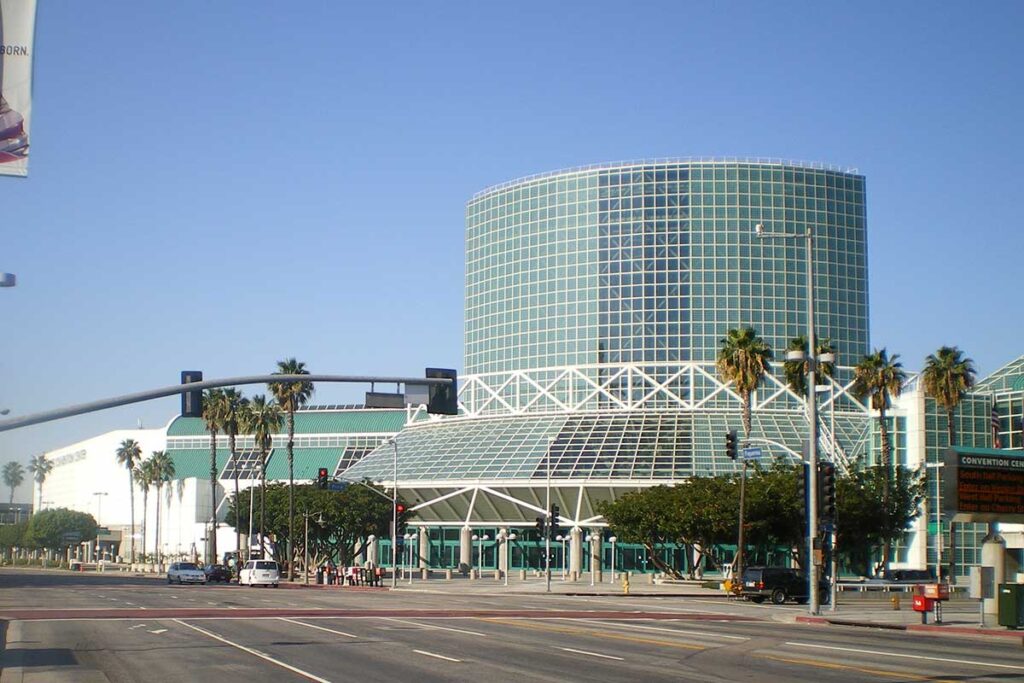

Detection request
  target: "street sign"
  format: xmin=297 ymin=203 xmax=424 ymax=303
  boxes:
xmin=741 ymin=447 xmax=762 ymax=461
xmin=327 ymin=481 xmax=349 ymax=492
xmin=62 ymin=531 xmax=81 ymax=543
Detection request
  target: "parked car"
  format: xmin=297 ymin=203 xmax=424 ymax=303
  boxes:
xmin=204 ymin=564 xmax=232 ymax=583
xmin=239 ymin=559 xmax=280 ymax=587
xmin=740 ymin=566 xmax=829 ymax=605
xmin=167 ymin=561 xmax=206 ymax=585
xmin=865 ymin=568 xmax=936 ymax=584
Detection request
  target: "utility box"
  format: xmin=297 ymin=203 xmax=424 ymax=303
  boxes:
xmin=997 ymin=583 xmax=1024 ymax=629
xmin=970 ymin=566 xmax=995 ymax=600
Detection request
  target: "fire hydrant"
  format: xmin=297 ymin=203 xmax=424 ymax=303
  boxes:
xmin=622 ymin=573 xmax=630 ymax=595
xmin=891 ymin=595 xmax=900 ymax=610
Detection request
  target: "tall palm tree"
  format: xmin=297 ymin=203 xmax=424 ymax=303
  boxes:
xmin=716 ymin=327 xmax=772 ymax=580
xmin=220 ymin=389 xmax=248 ymax=566
xmin=784 ymin=335 xmax=835 ymax=398
xmin=269 ymin=358 xmax=313 ymax=580
xmin=202 ymin=388 xmax=228 ymax=564
xmin=151 ymin=450 xmax=175 ymax=566
xmin=115 ymin=439 xmax=143 ymax=564
xmin=241 ymin=395 xmax=283 ymax=559
xmin=27 ymin=455 xmax=53 ymax=511
xmin=852 ymin=348 xmax=906 ymax=572
xmin=2 ymin=462 xmax=24 ymax=505
xmin=134 ymin=458 xmax=157 ymax=561
xmin=921 ymin=346 xmax=976 ymax=447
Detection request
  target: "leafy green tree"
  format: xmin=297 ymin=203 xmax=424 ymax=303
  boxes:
xmin=744 ymin=460 xmax=807 ymax=567
xmin=227 ymin=481 xmax=400 ymax=569
xmin=240 ymin=395 xmax=283 ymax=558
xmin=0 ymin=520 xmax=28 ymax=551
xmin=25 ymin=508 xmax=98 ymax=551
xmin=598 ymin=486 xmax=688 ymax=577
xmin=114 ymin=439 xmax=142 ymax=563
xmin=27 ymin=455 xmax=53 ymax=511
xmin=716 ymin=326 xmax=773 ymax=578
xmin=269 ymin=358 xmax=314 ymax=580
xmin=2 ymin=461 xmax=24 ymax=504
xmin=836 ymin=465 xmax=925 ymax=576
xmin=202 ymin=388 xmax=228 ymax=564
xmin=852 ymin=348 xmax=906 ymax=572
xmin=921 ymin=346 xmax=976 ymax=447
xmin=151 ymin=451 xmax=175 ymax=565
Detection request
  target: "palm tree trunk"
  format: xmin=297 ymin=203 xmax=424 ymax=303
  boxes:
xmin=141 ymin=490 xmax=148 ymax=562
xmin=287 ymin=409 xmax=295 ymax=581
xmin=946 ymin=408 xmax=956 ymax=448
xmin=878 ymin=406 xmax=892 ymax=573
xmin=155 ymin=484 xmax=162 ymax=567
xmin=128 ymin=471 xmax=136 ymax=565
xmin=230 ymin=430 xmax=239 ymax=569
xmin=260 ymin=445 xmax=267 ymax=559
xmin=209 ymin=431 xmax=218 ymax=565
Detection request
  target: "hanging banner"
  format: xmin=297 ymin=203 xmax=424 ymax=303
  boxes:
xmin=0 ymin=0 xmax=37 ymax=177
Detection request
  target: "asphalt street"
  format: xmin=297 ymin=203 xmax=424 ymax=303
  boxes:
xmin=1 ymin=569 xmax=1022 ymax=682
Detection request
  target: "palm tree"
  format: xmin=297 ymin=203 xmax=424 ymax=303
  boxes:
xmin=921 ymin=346 xmax=976 ymax=447
xmin=852 ymin=348 xmax=907 ymax=573
xmin=716 ymin=327 xmax=772 ymax=580
xmin=220 ymin=388 xmax=248 ymax=566
xmin=241 ymin=395 xmax=283 ymax=559
xmin=151 ymin=450 xmax=175 ymax=567
xmin=784 ymin=335 xmax=835 ymax=398
xmin=2 ymin=462 xmax=24 ymax=504
xmin=202 ymin=388 xmax=228 ymax=565
xmin=115 ymin=439 xmax=143 ymax=564
xmin=269 ymin=358 xmax=313 ymax=580
xmin=134 ymin=458 xmax=157 ymax=561
xmin=717 ymin=327 xmax=774 ymax=439
xmin=27 ymin=455 xmax=53 ymax=511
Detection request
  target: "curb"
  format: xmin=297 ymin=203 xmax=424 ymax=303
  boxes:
xmin=796 ymin=615 xmax=1024 ymax=640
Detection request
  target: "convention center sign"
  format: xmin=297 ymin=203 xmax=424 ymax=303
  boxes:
xmin=942 ymin=447 xmax=1024 ymax=523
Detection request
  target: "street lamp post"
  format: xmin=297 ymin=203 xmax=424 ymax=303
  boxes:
xmin=756 ymin=221 xmax=822 ymax=615
xmin=472 ymin=533 xmax=489 ymax=578
xmin=925 ymin=462 xmax=945 ymax=582
xmin=610 ymin=536 xmax=618 ymax=583
xmin=556 ymin=535 xmax=566 ymax=579
xmin=388 ymin=437 xmax=399 ymax=589
xmin=92 ymin=492 xmax=107 ymax=561
xmin=545 ymin=435 xmax=555 ymax=593
xmin=501 ymin=531 xmax=517 ymax=586
xmin=247 ymin=464 xmax=256 ymax=561
xmin=302 ymin=510 xmax=325 ymax=586
xmin=589 ymin=533 xmax=599 ymax=586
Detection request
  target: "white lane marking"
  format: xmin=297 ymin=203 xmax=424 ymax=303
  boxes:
xmin=129 ymin=624 xmax=146 ymax=630
xmin=568 ymin=618 xmax=748 ymax=641
xmin=413 ymin=649 xmax=461 ymax=662
xmin=785 ymin=641 xmax=1024 ymax=671
xmin=172 ymin=620 xmax=331 ymax=683
xmin=139 ymin=607 xmax=148 ymax=610
xmin=124 ymin=602 xmax=135 ymax=606
xmin=558 ymin=647 xmax=624 ymax=661
xmin=381 ymin=617 xmax=487 ymax=637
xmin=279 ymin=618 xmax=358 ymax=638
xmin=149 ymin=629 xmax=167 ymax=634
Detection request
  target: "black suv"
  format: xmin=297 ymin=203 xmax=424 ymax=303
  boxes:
xmin=740 ymin=566 xmax=829 ymax=605
xmin=203 ymin=564 xmax=232 ymax=583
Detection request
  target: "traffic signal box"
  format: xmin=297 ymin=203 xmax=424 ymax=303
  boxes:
xmin=181 ymin=371 xmax=203 ymax=418
xmin=316 ymin=467 xmax=329 ymax=489
xmin=549 ymin=504 xmax=562 ymax=540
xmin=535 ymin=516 xmax=547 ymax=537
xmin=725 ymin=429 xmax=738 ymax=460
xmin=396 ymin=503 xmax=408 ymax=536
xmin=817 ymin=462 xmax=836 ymax=522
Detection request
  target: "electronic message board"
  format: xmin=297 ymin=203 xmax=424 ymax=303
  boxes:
xmin=942 ymin=447 xmax=1024 ymax=523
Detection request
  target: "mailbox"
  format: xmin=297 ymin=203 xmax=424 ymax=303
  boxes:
xmin=912 ymin=594 xmax=935 ymax=613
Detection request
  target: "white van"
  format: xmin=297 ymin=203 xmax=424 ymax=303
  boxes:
xmin=239 ymin=559 xmax=281 ymax=587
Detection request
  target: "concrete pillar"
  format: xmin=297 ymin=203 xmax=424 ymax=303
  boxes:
xmin=366 ymin=535 xmax=378 ymax=567
xmin=569 ymin=527 xmax=583 ymax=579
xmin=460 ymin=526 xmax=473 ymax=573
xmin=982 ymin=531 xmax=1007 ymax=615
xmin=418 ymin=527 xmax=429 ymax=569
xmin=354 ymin=537 xmax=366 ymax=567
xmin=498 ymin=528 xmax=509 ymax=578
xmin=590 ymin=530 xmax=603 ymax=583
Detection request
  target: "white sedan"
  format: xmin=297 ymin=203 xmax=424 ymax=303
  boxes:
xmin=167 ymin=561 xmax=206 ymax=584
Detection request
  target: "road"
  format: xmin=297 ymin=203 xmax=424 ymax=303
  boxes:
xmin=1 ymin=569 xmax=1021 ymax=682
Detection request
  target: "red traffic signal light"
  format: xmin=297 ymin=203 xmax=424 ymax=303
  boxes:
xmin=396 ymin=503 xmax=406 ymax=514
xmin=316 ymin=468 xmax=329 ymax=489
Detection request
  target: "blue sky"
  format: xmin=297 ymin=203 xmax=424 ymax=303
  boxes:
xmin=2 ymin=2 xmax=1023 ymax=501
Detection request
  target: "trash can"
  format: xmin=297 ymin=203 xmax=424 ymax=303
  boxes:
xmin=316 ymin=567 xmax=324 ymax=585
xmin=997 ymin=583 xmax=1024 ymax=629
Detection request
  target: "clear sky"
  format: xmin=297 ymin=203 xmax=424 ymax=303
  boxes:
xmin=2 ymin=2 xmax=1022 ymax=502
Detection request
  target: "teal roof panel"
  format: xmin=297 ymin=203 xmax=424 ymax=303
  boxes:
xmin=167 ymin=409 xmax=406 ymax=437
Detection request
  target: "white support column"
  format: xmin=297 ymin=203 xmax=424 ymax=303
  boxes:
xmin=418 ymin=527 xmax=429 ymax=569
xmin=570 ymin=527 xmax=583 ymax=579
xmin=498 ymin=528 xmax=509 ymax=577
xmin=590 ymin=530 xmax=603 ymax=583
xmin=460 ymin=526 xmax=473 ymax=572
xmin=367 ymin=535 xmax=378 ymax=567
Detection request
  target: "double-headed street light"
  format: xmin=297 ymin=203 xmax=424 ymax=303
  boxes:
xmin=756 ymin=222 xmax=825 ymax=615
xmin=609 ymin=535 xmax=618 ymax=582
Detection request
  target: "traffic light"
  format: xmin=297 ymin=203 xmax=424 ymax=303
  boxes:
xmin=535 ymin=516 xmax=547 ymax=537
xmin=725 ymin=429 xmax=738 ymax=460
xmin=818 ymin=462 xmax=836 ymax=521
xmin=797 ymin=463 xmax=808 ymax=520
xmin=425 ymin=368 xmax=459 ymax=415
xmin=316 ymin=467 xmax=329 ymax=489
xmin=396 ymin=503 xmax=408 ymax=535
xmin=181 ymin=371 xmax=203 ymax=418
xmin=549 ymin=504 xmax=560 ymax=539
